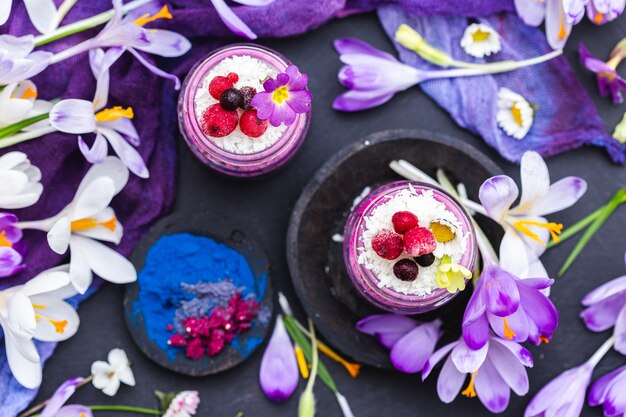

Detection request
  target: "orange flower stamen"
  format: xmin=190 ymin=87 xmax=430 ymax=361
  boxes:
xmin=513 ymin=220 xmax=563 ymax=245
xmin=461 ymin=372 xmax=478 ymax=398
xmin=0 ymin=231 xmax=12 ymax=247
xmin=503 ymin=317 xmax=517 ymax=340
xmin=135 ymin=5 xmax=172 ymax=26
xmin=71 ymin=217 xmax=117 ymax=232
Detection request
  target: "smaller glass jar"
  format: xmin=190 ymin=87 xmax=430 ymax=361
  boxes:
xmin=178 ymin=44 xmax=311 ymax=178
xmin=343 ymin=181 xmax=477 ymax=314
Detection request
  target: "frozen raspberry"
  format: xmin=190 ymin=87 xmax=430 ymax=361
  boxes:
xmin=393 ymin=259 xmax=419 ymax=282
xmin=220 ymin=88 xmax=243 ymax=111
xmin=392 ymin=211 xmax=419 ymax=234
xmin=209 ymin=75 xmax=233 ymax=100
xmin=207 ymin=329 xmax=226 ymax=356
xmin=371 ymin=230 xmax=403 ymax=260
xmin=403 ymin=227 xmax=437 ymax=257
xmin=168 ymin=333 xmax=188 ymax=347
xmin=166 ymin=323 xmax=174 ymax=331
xmin=415 ymin=253 xmax=435 ymax=267
xmin=239 ymin=109 xmax=268 ymax=138
xmin=185 ymin=337 xmax=205 ymax=360
xmin=239 ymin=86 xmax=257 ymax=110
xmin=227 ymin=72 xmax=239 ymax=84
xmin=201 ymin=104 xmax=238 ymax=138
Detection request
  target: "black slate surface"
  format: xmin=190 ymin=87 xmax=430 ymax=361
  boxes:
xmin=33 ymin=11 xmax=626 ymax=417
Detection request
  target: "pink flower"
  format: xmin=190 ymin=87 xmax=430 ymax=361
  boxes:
xmin=163 ymin=391 xmax=200 ymax=417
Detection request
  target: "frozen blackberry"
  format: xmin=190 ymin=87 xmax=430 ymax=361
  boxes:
xmin=239 ymin=86 xmax=257 ymax=110
xmin=220 ymin=88 xmax=243 ymax=111
xmin=415 ymin=253 xmax=435 ymax=267
xmin=393 ymin=259 xmax=419 ymax=282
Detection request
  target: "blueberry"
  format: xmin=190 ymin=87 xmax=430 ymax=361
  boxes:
xmin=220 ymin=88 xmax=243 ymax=111
xmin=415 ymin=253 xmax=435 ymax=267
xmin=239 ymin=86 xmax=257 ymax=110
xmin=393 ymin=259 xmax=419 ymax=282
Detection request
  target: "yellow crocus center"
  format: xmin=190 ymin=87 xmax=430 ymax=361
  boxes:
xmin=134 ymin=5 xmax=172 ymax=26
xmin=70 ymin=217 xmax=117 ymax=232
xmin=462 ymin=372 xmax=478 ymax=398
xmin=295 ymin=345 xmax=309 ymax=379
xmin=503 ymin=317 xmax=517 ymax=339
xmin=513 ymin=220 xmax=563 ymax=245
xmin=33 ymin=305 xmax=68 ymax=334
xmin=272 ymin=86 xmax=290 ymax=104
xmin=511 ymin=103 xmax=524 ymax=126
xmin=471 ymin=29 xmax=491 ymax=42
xmin=0 ymin=231 xmax=12 ymax=247
xmin=594 ymin=11 xmax=603 ymax=24
xmin=21 ymin=87 xmax=37 ymax=99
xmin=95 ymin=106 xmax=134 ymax=122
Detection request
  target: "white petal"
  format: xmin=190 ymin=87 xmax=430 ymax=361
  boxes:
xmin=499 ymin=228 xmax=530 ymax=277
xmin=479 ymin=175 xmax=519 ymax=222
xmin=49 ymin=99 xmax=96 ymax=134
xmin=0 ymin=98 xmax=34 ymax=127
xmin=531 ymin=177 xmax=587 ymax=216
xmin=4 ymin=329 xmax=42 ymax=389
xmin=70 ymin=177 xmax=115 ymax=220
xmin=117 ymin=366 xmax=135 ymax=386
xmin=514 ymin=151 xmax=550 ymax=214
xmin=68 ymin=238 xmax=94 ymax=294
xmin=134 ymin=29 xmax=191 ymax=57
xmin=108 ymin=348 xmax=129 ymax=368
xmin=47 ymin=217 xmax=71 ymax=254
xmin=7 ymin=292 xmax=36 ymax=338
xmin=73 ymin=236 xmax=137 ymax=284
xmin=24 ymin=0 xmax=58 ymax=34
xmin=30 ymin=295 xmax=79 ymax=341
xmin=545 ymin=0 xmax=571 ymax=49
xmin=101 ymin=376 xmax=121 ymax=396
xmin=22 ymin=269 xmax=71 ymax=296
xmin=74 ymin=209 xmax=123 ymax=244
xmin=0 ymin=151 xmax=27 ymax=171
xmin=91 ymin=360 xmax=111 ymax=378
xmin=0 ymin=170 xmax=28 ymax=195
xmin=76 ymin=156 xmax=129 ymax=197
xmin=0 ymin=0 xmax=11 ymax=25
xmin=99 ymin=127 xmax=149 ymax=179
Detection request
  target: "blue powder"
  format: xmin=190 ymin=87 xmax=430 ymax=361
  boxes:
xmin=133 ymin=233 xmax=267 ymax=360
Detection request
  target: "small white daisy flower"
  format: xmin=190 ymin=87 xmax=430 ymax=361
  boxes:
xmin=163 ymin=391 xmax=200 ymax=417
xmin=91 ymin=348 xmax=135 ymax=396
xmin=496 ymin=88 xmax=534 ymax=140
xmin=460 ymin=23 xmax=501 ymax=58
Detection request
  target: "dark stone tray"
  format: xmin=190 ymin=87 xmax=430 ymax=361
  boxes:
xmin=124 ymin=210 xmax=274 ymax=376
xmin=287 ymin=129 xmax=502 ymax=369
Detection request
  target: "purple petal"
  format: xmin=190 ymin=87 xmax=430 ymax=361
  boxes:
xmin=514 ymin=0 xmax=546 ymax=25
xmin=580 ymin=44 xmax=611 ymax=74
xmin=603 ymin=369 xmax=626 ymax=416
xmin=286 ymin=89 xmax=312 ymax=114
xmin=135 ymin=30 xmax=191 ymax=58
xmin=475 ymin=356 xmax=511 ymax=413
xmin=285 ymin=66 xmax=308 ymax=90
xmin=54 ymin=405 xmax=93 ymax=417
xmin=479 ymin=175 xmax=519 ymax=222
xmin=532 ymin=177 xmax=587 ymax=216
xmin=489 ymin=340 xmax=529 ymax=395
xmin=580 ymin=292 xmax=625 ymax=332
xmin=422 ymin=341 xmax=459 ymax=380
xmin=333 ymin=38 xmax=397 ymax=62
xmin=389 ymin=320 xmax=442 ymax=373
xmin=524 ymin=364 xmax=592 ymax=417
xmin=231 ymin=0 xmax=275 ymax=5
xmin=49 ymin=99 xmax=96 ymax=134
xmin=41 ymin=377 xmax=85 ymax=417
xmin=490 ymin=338 xmax=534 ymax=367
xmin=268 ymin=103 xmax=296 ymax=127
xmin=614 ymin=304 xmax=626 ymax=355
xmin=333 ymin=89 xmax=395 ymax=112
xmin=0 ymin=246 xmax=24 ymax=277
xmin=582 ymin=276 xmax=626 ymax=306
xmin=589 ymin=365 xmax=626 ymax=407
xmin=488 ymin=308 xmax=530 ymax=343
xmin=517 ymin=277 xmax=554 ymax=290
xmin=99 ymin=127 xmax=149 ymax=179
xmin=128 ymin=48 xmax=181 ymax=90
xmin=99 ymin=117 xmax=140 ymax=146
xmin=484 ymin=267 xmax=520 ymax=317
xmin=437 ymin=356 xmax=466 ymax=403
xmin=250 ymin=92 xmax=274 ymax=119
xmin=259 ymin=317 xmax=298 ymax=402
xmin=545 ymin=0 xmax=571 ymax=49
xmin=356 ymin=314 xmax=418 ymax=349
xmin=90 ymin=47 xmax=124 ymax=111
xmin=210 ymin=0 xmax=257 ymax=39
xmin=78 ymin=134 xmax=108 ymax=164
xmin=451 ymin=338 xmax=488 ymax=374
xmin=462 ymin=312 xmax=490 ymax=350
xmin=518 ymin=283 xmax=559 ymax=339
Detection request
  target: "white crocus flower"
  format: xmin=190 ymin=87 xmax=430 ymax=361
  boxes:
xmin=477 ymin=151 xmax=587 ymax=277
xmin=0 ymin=151 xmax=43 ymax=209
xmin=496 ymin=88 xmax=534 ymax=140
xmin=460 ymin=23 xmax=501 ymax=58
xmin=0 ymin=267 xmax=79 ymax=388
xmin=17 ymin=157 xmax=137 ymax=294
xmin=91 ymin=348 xmax=135 ymax=396
xmin=0 ymin=0 xmax=78 ymax=34
xmin=0 ymin=35 xmax=51 ymax=85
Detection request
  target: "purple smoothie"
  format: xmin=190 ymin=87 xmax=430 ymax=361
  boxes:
xmin=343 ymin=181 xmax=477 ymax=314
xmin=178 ymin=44 xmax=310 ymax=178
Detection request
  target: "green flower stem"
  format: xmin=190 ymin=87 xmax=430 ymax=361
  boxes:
xmin=283 ymin=315 xmax=338 ymax=393
xmin=33 ymin=0 xmax=152 ymax=47
xmin=0 ymin=113 xmax=49 ymax=139
xmin=546 ymin=206 xmax=606 ymax=249
xmin=558 ymin=188 xmax=626 ymax=277
xmin=29 ymin=405 xmax=161 ymax=417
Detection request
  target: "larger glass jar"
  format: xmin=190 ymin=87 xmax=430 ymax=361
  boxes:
xmin=178 ymin=44 xmax=311 ymax=178
xmin=343 ymin=181 xmax=477 ymax=314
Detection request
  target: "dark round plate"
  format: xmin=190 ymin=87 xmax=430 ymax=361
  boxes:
xmin=124 ymin=211 xmax=274 ymax=376
xmin=287 ymin=129 xmax=503 ymax=369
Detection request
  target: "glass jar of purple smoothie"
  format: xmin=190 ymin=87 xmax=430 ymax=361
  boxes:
xmin=178 ymin=44 xmax=311 ymax=178
xmin=343 ymin=181 xmax=477 ymax=314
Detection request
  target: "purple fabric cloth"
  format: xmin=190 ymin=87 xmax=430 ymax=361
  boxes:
xmin=0 ymin=0 xmax=622 ymax=414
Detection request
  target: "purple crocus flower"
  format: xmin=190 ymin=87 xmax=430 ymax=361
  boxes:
xmin=210 ymin=0 xmax=275 ymax=40
xmin=356 ymin=315 xmax=442 ymax=374
xmin=580 ymin=43 xmax=626 ymax=104
xmin=40 ymin=377 xmax=92 ymax=417
xmin=586 ymin=0 xmax=626 ymax=24
xmin=0 ymin=35 xmax=52 ymax=85
xmin=581 ymin=253 xmax=626 ymax=354
xmin=462 ymin=261 xmax=558 ymax=350
xmin=259 ymin=315 xmax=299 ymax=402
xmin=423 ymin=335 xmax=533 ymax=414
xmin=0 ymin=212 xmax=26 ymax=277
xmin=251 ymin=65 xmax=311 ymax=127
xmin=589 ymin=364 xmax=626 ymax=416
